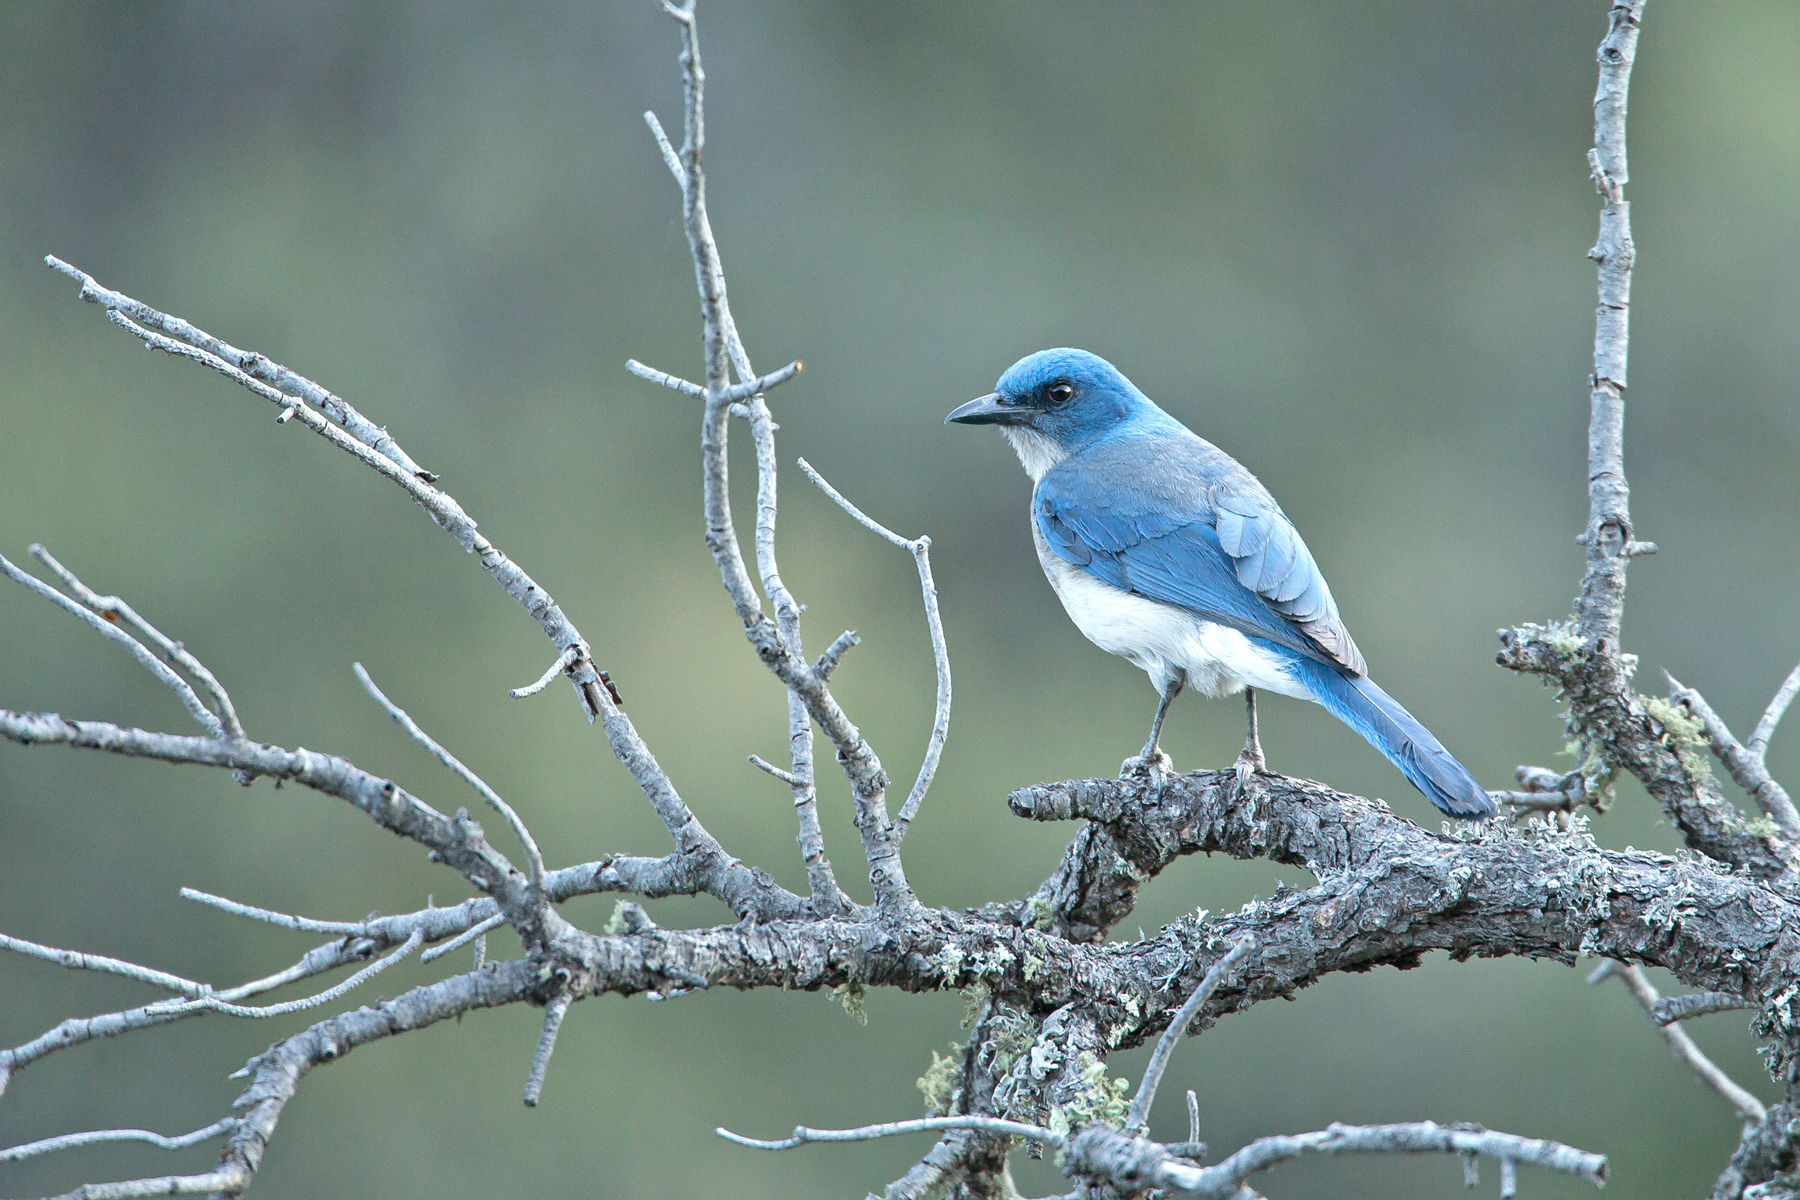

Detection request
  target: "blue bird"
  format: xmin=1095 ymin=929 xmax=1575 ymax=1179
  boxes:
xmin=947 ymin=348 xmax=1494 ymax=819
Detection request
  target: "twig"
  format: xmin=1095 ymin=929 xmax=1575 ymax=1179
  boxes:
xmin=522 ymin=992 xmax=573 ymax=1107
xmin=510 ymin=645 xmax=580 ymax=699
xmin=726 ymin=360 xmax=803 ymax=404
xmin=29 ymin=545 xmax=245 ymax=741
xmin=1 ymin=1117 xmax=238 ymax=1164
xmin=737 ymin=356 xmax=847 ymax=913
xmin=642 ymin=109 xmax=687 ymax=187
xmin=1651 ymin=990 xmax=1757 ymax=1026
xmin=719 ymin=1113 xmax=1603 ymax=1200
xmin=44 ymin=257 xmax=637 ymax=733
xmin=0 ymin=931 xmax=207 ymax=997
xmin=1665 ymin=672 xmax=1800 ymax=840
xmin=0 ymin=553 xmax=226 ymax=740
xmin=717 ymin=1115 xmax=1057 ymax=1152
xmin=1589 ymin=960 xmax=1766 ymax=1124
xmin=355 ymin=663 xmax=548 ymax=892
xmin=2 ymin=936 xmax=380 ymax=1091
xmin=625 ymin=357 xmax=704 ymax=398
xmin=649 ymin=0 xmax=913 ymax=913
xmin=816 ymin=630 xmax=859 ymax=679
xmin=421 ymin=912 xmax=508 ymax=965
xmin=797 ymin=457 xmax=952 ymax=830
xmin=151 ymin=930 xmax=425 ymax=1019
xmin=748 ymin=754 xmax=803 ymax=787
xmin=1126 ymin=936 xmax=1255 ymax=1134
xmin=179 ymin=887 xmax=370 ymax=935
xmin=44 ymin=255 xmax=435 ymax=481
xmin=1570 ymin=0 xmax=1649 ymax=652
xmin=1161 ymin=1121 xmax=1607 ymax=1199
xmin=1748 ymin=660 xmax=1800 ymax=760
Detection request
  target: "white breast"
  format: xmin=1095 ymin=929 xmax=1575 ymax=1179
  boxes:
xmin=1030 ymin=514 xmax=1312 ymax=702
xmin=1002 ymin=427 xmax=1069 ymax=482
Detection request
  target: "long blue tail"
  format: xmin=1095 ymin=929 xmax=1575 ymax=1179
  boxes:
xmin=1282 ymin=655 xmax=1495 ymax=819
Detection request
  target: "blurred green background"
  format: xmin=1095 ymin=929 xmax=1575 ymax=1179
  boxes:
xmin=2 ymin=3 xmax=1797 ymax=1197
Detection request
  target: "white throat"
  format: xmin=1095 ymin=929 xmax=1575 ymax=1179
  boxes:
xmin=1001 ymin=427 xmax=1068 ymax=482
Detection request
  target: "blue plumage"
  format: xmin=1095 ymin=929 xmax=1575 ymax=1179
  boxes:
xmin=948 ymin=348 xmax=1493 ymax=819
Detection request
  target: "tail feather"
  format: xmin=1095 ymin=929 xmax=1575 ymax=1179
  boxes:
xmin=1284 ymin=657 xmax=1495 ymax=819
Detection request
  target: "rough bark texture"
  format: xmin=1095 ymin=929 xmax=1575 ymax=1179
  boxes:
xmin=6 ymin=4 xmax=1800 ymax=1199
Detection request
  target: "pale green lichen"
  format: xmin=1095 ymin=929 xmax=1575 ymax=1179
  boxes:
xmin=1045 ymin=1051 xmax=1133 ymax=1147
xmin=1022 ymin=953 xmax=1044 ymax=983
xmin=961 ymin=982 xmax=991 ymax=1029
xmin=989 ymin=1016 xmax=1034 ymax=1077
xmin=1728 ymin=812 xmax=1781 ymax=839
xmin=833 ymin=982 xmax=868 ymax=1026
xmin=1547 ymin=622 xmax=1585 ymax=661
xmin=1558 ymin=736 xmax=1619 ymax=811
xmin=1643 ymin=695 xmax=1712 ymax=784
xmin=1023 ymin=894 xmax=1055 ymax=931
xmin=601 ymin=901 xmax=632 ymax=936
xmin=917 ymin=1045 xmax=963 ymax=1116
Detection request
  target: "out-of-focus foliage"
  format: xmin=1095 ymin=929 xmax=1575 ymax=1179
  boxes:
xmin=1 ymin=4 xmax=1795 ymax=1197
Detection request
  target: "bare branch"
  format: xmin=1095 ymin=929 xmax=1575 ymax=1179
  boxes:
xmin=20 ymin=1165 xmax=249 ymax=1200
xmin=29 ymin=544 xmax=244 ymax=741
xmin=0 ymin=931 xmax=208 ymax=1001
xmin=421 ymin=912 xmax=508 ymax=965
xmin=736 ymin=1115 xmax=1605 ymax=1200
xmin=1652 ymin=991 xmax=1757 ymax=1026
xmin=1 ymin=1118 xmax=238 ymax=1164
xmin=741 ymin=375 xmax=848 ymax=914
xmin=641 ymin=110 xmax=686 ymax=187
xmin=816 ymin=629 xmax=859 ymax=679
xmin=150 ymin=930 xmax=425 ymax=1020
xmin=747 ymin=753 xmax=803 ymax=787
xmin=1126 ymin=936 xmax=1255 ymax=1134
xmin=1590 ymin=960 xmax=1767 ymax=1125
xmin=1665 ymin=672 xmax=1800 ymax=840
xmin=522 ymin=992 xmax=573 ymax=1107
xmin=2 ymin=934 xmax=381 ymax=1090
xmin=178 ymin=887 xmax=369 ymax=935
xmin=648 ymin=0 xmax=914 ymax=914
xmin=1572 ymin=0 xmax=1647 ymax=650
xmin=717 ymin=1114 xmax=1055 ymax=1152
xmin=798 ymin=457 xmax=952 ymax=830
xmin=43 ymin=258 xmax=631 ymax=729
xmin=0 ymin=553 xmax=225 ymax=740
xmin=726 ymin=360 xmax=803 ymax=404
xmin=509 ymin=645 xmax=580 ymax=699
xmin=44 ymin=255 xmax=435 ymax=481
xmin=355 ymin=662 xmax=548 ymax=892
xmin=1156 ymin=1120 xmax=1607 ymax=1199
xmin=1749 ymin=660 xmax=1800 ymax=760
xmin=625 ymin=356 xmax=703 ymax=398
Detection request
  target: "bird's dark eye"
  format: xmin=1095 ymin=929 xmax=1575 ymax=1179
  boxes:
xmin=1046 ymin=383 xmax=1074 ymax=406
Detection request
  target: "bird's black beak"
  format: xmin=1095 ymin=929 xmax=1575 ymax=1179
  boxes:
xmin=945 ymin=392 xmax=1020 ymax=426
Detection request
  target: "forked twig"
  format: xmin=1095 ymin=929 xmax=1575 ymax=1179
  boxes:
xmin=797 ymin=457 xmax=952 ymax=830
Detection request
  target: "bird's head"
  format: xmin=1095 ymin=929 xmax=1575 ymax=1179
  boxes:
xmin=946 ymin=348 xmax=1155 ymax=479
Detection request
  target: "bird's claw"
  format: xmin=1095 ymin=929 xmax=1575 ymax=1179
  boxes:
xmin=1232 ymin=749 xmax=1265 ymax=789
xmin=1120 ymin=749 xmax=1175 ymax=799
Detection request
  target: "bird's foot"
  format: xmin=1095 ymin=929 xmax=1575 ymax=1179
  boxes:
xmin=1232 ymin=746 xmax=1265 ymax=789
xmin=1120 ymin=749 xmax=1175 ymax=799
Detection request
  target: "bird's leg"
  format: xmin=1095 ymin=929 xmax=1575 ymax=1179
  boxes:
xmin=1121 ymin=678 xmax=1181 ymax=785
xmin=1233 ymin=687 xmax=1266 ymax=786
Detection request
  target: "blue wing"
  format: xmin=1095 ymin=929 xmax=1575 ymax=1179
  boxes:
xmin=1035 ymin=428 xmax=1366 ymax=676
